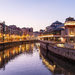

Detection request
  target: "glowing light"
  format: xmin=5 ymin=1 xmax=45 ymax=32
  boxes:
xmin=57 ymin=44 xmax=64 ymax=47
xmin=65 ymin=21 xmax=75 ymax=26
xmin=60 ymin=37 xmax=64 ymax=41
xmin=42 ymin=56 xmax=56 ymax=72
xmin=13 ymin=50 xmax=15 ymax=54
xmin=69 ymin=35 xmax=75 ymax=37
xmin=39 ymin=34 xmax=53 ymax=38
xmin=0 ymin=57 xmax=1 ymax=62
xmin=4 ymin=54 xmax=6 ymax=58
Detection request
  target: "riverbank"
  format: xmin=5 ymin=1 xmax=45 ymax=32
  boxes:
xmin=40 ymin=47 xmax=75 ymax=74
xmin=0 ymin=40 xmax=39 ymax=50
xmin=40 ymin=40 xmax=75 ymax=62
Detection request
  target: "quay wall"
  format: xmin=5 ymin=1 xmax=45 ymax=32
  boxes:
xmin=0 ymin=40 xmax=38 ymax=50
xmin=40 ymin=40 xmax=75 ymax=61
xmin=40 ymin=47 xmax=75 ymax=73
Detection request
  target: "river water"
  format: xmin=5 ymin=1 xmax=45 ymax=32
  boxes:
xmin=0 ymin=43 xmax=74 ymax=75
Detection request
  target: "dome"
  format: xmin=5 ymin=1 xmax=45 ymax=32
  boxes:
xmin=65 ymin=17 xmax=75 ymax=22
xmin=51 ymin=21 xmax=63 ymax=27
xmin=65 ymin=17 xmax=75 ymax=26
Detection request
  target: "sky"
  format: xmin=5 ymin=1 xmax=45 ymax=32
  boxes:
xmin=0 ymin=0 xmax=75 ymax=31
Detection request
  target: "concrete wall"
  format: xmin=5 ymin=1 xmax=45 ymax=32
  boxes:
xmin=40 ymin=41 xmax=75 ymax=61
xmin=0 ymin=40 xmax=39 ymax=50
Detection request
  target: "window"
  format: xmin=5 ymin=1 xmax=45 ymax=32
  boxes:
xmin=69 ymin=28 xmax=74 ymax=35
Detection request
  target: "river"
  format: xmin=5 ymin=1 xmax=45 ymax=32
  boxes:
xmin=0 ymin=43 xmax=74 ymax=75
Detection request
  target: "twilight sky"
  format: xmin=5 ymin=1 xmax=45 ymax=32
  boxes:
xmin=0 ymin=0 xmax=75 ymax=31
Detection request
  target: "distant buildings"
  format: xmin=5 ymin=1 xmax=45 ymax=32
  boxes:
xmin=0 ymin=22 xmax=33 ymax=42
xmin=46 ymin=21 xmax=63 ymax=31
xmin=33 ymin=31 xmax=40 ymax=40
xmin=22 ymin=27 xmax=33 ymax=36
xmin=45 ymin=21 xmax=64 ymax=35
xmin=9 ymin=25 xmax=22 ymax=36
xmin=39 ymin=29 xmax=45 ymax=35
xmin=0 ymin=23 xmax=3 ymax=34
xmin=1 ymin=17 xmax=75 ymax=44
xmin=33 ymin=31 xmax=40 ymax=37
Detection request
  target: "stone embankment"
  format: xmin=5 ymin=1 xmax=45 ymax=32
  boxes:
xmin=40 ymin=40 xmax=75 ymax=61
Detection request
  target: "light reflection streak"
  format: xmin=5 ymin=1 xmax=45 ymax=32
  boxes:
xmin=41 ymin=55 xmax=56 ymax=72
xmin=0 ymin=43 xmax=35 ymax=70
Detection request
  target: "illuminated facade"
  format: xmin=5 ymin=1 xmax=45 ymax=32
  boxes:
xmin=64 ymin=17 xmax=75 ymax=44
xmin=65 ymin=17 xmax=75 ymax=36
xmin=0 ymin=22 xmax=34 ymax=42
xmin=0 ymin=43 xmax=34 ymax=69
xmin=39 ymin=17 xmax=75 ymax=44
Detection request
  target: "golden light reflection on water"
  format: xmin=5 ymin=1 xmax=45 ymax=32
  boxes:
xmin=41 ymin=55 xmax=56 ymax=72
xmin=0 ymin=57 xmax=1 ymax=62
xmin=0 ymin=43 xmax=74 ymax=75
xmin=40 ymin=47 xmax=75 ymax=75
xmin=0 ymin=43 xmax=35 ymax=69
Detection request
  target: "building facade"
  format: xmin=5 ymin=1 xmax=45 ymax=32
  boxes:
xmin=39 ymin=17 xmax=75 ymax=44
xmin=0 ymin=22 xmax=34 ymax=42
xmin=22 ymin=27 xmax=33 ymax=36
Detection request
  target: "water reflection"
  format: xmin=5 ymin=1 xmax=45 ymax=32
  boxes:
xmin=40 ymin=47 xmax=75 ymax=75
xmin=0 ymin=43 xmax=75 ymax=75
xmin=0 ymin=43 xmax=36 ymax=70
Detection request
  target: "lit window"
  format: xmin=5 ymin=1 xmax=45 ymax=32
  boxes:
xmin=69 ymin=28 xmax=74 ymax=35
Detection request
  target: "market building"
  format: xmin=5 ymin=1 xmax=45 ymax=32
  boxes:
xmin=39 ymin=17 xmax=75 ymax=44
